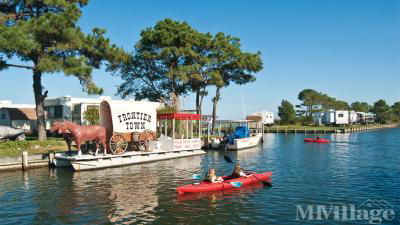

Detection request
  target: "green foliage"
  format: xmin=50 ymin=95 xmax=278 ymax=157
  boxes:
xmin=0 ymin=0 xmax=127 ymax=140
xmin=392 ymin=102 xmax=400 ymax=117
xmin=83 ymin=107 xmax=99 ymax=125
xmin=112 ymin=19 xmax=204 ymax=106
xmin=278 ymin=100 xmax=296 ymax=124
xmin=297 ymin=89 xmax=350 ymax=115
xmin=0 ymin=139 xmax=65 ymax=151
xmin=157 ymin=106 xmax=177 ymax=114
xmin=372 ymin=99 xmax=392 ymax=123
xmin=351 ymin=102 xmax=371 ymax=112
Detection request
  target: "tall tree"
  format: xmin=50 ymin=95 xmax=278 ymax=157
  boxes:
xmin=351 ymin=101 xmax=370 ymax=112
xmin=278 ymin=100 xmax=296 ymax=124
xmin=210 ymin=32 xmax=262 ymax=132
xmin=372 ymin=99 xmax=391 ymax=123
xmin=112 ymin=19 xmax=205 ymax=110
xmin=392 ymin=102 xmax=400 ymax=117
xmin=0 ymin=0 xmax=126 ymax=140
xmin=297 ymin=89 xmax=320 ymax=116
xmin=333 ymin=100 xmax=350 ymax=110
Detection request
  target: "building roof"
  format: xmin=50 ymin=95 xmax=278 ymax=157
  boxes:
xmin=1 ymin=108 xmax=37 ymax=120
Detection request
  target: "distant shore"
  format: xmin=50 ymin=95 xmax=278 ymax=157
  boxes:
xmin=264 ymin=123 xmax=399 ymax=134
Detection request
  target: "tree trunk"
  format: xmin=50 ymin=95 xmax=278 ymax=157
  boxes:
xmin=195 ymin=89 xmax=200 ymax=114
xmin=33 ymin=70 xmax=47 ymax=141
xmin=211 ymin=87 xmax=221 ymax=135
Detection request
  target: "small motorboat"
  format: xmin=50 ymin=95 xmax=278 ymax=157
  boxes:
xmin=304 ymin=138 xmax=330 ymax=143
xmin=176 ymin=172 xmax=272 ymax=195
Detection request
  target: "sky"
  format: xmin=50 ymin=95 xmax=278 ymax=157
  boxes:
xmin=1 ymin=0 xmax=399 ymax=119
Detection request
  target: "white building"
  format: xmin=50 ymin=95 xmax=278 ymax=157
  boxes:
xmin=250 ymin=111 xmax=274 ymax=125
xmin=0 ymin=107 xmax=37 ymax=132
xmin=44 ymin=95 xmax=112 ymax=128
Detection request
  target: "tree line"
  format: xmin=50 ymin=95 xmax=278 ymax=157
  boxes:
xmin=0 ymin=1 xmax=262 ymax=140
xmin=278 ymin=89 xmax=400 ymax=125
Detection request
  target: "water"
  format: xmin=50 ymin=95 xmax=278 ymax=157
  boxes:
xmin=1 ymin=128 xmax=399 ymax=224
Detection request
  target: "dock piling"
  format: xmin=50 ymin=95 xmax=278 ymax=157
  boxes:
xmin=22 ymin=151 xmax=28 ymax=170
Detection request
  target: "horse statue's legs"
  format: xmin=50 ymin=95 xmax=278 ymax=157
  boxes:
xmin=75 ymin=139 xmax=82 ymax=156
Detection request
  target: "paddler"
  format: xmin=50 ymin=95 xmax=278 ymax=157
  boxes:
xmin=231 ymin=164 xmax=247 ymax=179
xmin=205 ymin=168 xmax=224 ymax=183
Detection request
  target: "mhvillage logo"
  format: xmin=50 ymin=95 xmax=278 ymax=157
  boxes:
xmin=296 ymin=199 xmax=396 ymax=224
xmin=117 ymin=112 xmax=152 ymax=130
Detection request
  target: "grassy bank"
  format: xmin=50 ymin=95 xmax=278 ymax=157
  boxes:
xmin=0 ymin=137 xmax=68 ymax=157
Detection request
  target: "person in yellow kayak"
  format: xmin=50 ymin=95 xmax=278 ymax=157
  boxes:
xmin=231 ymin=164 xmax=248 ymax=179
xmin=205 ymin=168 xmax=224 ymax=183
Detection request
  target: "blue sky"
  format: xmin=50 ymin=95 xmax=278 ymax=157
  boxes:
xmin=1 ymin=0 xmax=399 ymax=119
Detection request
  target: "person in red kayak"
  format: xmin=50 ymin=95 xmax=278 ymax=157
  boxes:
xmin=205 ymin=168 xmax=224 ymax=183
xmin=231 ymin=164 xmax=248 ymax=179
xmin=315 ymin=136 xmax=320 ymax=140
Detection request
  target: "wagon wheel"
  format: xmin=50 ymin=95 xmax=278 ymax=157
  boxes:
xmin=138 ymin=130 xmax=156 ymax=152
xmin=109 ymin=133 xmax=128 ymax=155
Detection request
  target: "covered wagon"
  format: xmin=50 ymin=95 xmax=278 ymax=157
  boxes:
xmin=100 ymin=100 xmax=160 ymax=154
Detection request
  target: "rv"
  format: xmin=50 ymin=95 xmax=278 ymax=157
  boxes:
xmin=251 ymin=111 xmax=274 ymax=125
xmin=44 ymin=95 xmax=111 ymax=128
xmin=312 ymin=112 xmax=326 ymax=126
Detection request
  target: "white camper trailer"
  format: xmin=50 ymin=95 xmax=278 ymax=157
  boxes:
xmin=348 ymin=111 xmax=358 ymax=124
xmin=334 ymin=110 xmax=350 ymax=125
xmin=312 ymin=112 xmax=326 ymax=126
xmin=325 ymin=110 xmax=350 ymax=125
xmin=325 ymin=111 xmax=335 ymax=125
xmin=251 ymin=111 xmax=274 ymax=125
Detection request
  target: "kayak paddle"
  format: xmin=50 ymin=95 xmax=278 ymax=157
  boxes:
xmin=229 ymin=182 xmax=243 ymax=188
xmin=192 ymin=174 xmax=202 ymax=180
xmin=223 ymin=155 xmax=272 ymax=187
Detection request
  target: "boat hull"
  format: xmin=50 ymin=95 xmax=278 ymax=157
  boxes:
xmin=226 ymin=134 xmax=263 ymax=150
xmin=304 ymin=138 xmax=330 ymax=143
xmin=176 ymin=172 xmax=272 ymax=194
xmin=54 ymin=149 xmax=206 ymax=171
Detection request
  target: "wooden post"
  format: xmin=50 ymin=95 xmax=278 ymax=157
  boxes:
xmin=164 ymin=119 xmax=167 ymax=136
xmin=198 ymin=117 xmax=201 ymax=139
xmin=172 ymin=118 xmax=175 ymax=139
xmin=186 ymin=119 xmax=189 ymax=139
xmin=191 ymin=120 xmax=193 ymax=139
xmin=22 ymin=151 xmax=28 ymax=170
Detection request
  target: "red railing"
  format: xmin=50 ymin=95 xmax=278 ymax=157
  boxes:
xmin=157 ymin=113 xmax=201 ymax=120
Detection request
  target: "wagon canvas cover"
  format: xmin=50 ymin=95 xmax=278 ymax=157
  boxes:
xmin=100 ymin=100 xmax=159 ymax=139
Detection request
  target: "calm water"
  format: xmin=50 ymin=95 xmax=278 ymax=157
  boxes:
xmin=1 ymin=128 xmax=399 ymax=224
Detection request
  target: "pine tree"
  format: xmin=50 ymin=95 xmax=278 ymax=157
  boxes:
xmin=0 ymin=0 xmax=126 ymax=140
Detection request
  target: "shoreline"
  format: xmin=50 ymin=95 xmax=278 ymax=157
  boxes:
xmin=264 ymin=123 xmax=399 ymax=134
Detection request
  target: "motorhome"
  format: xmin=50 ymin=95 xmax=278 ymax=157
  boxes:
xmin=44 ymin=95 xmax=111 ymax=128
xmin=250 ymin=111 xmax=274 ymax=125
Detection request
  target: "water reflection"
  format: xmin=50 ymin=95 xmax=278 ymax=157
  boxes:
xmin=0 ymin=129 xmax=399 ymax=224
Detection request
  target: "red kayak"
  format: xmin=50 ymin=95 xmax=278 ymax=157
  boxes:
xmin=304 ymin=138 xmax=330 ymax=143
xmin=176 ymin=172 xmax=272 ymax=195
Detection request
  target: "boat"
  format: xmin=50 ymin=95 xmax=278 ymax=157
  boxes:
xmin=177 ymin=182 xmax=264 ymax=202
xmin=176 ymin=172 xmax=272 ymax=194
xmin=210 ymin=117 xmax=264 ymax=150
xmin=304 ymin=138 xmax=330 ymax=143
xmin=53 ymin=100 xmax=206 ymax=171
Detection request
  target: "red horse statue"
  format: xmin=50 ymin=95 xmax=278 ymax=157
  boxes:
xmin=51 ymin=121 xmax=107 ymax=156
xmin=50 ymin=121 xmax=74 ymax=154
